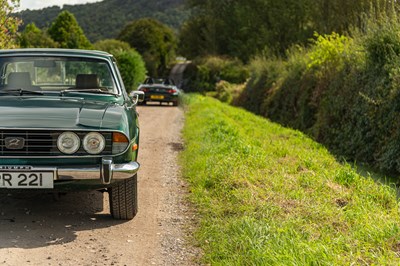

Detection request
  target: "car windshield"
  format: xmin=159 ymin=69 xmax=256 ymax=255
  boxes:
xmin=143 ymin=78 xmax=174 ymax=86
xmin=0 ymin=56 xmax=118 ymax=94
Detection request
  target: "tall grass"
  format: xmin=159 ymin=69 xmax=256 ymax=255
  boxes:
xmin=181 ymin=94 xmax=400 ymax=265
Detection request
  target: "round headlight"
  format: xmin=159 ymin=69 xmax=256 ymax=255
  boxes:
xmin=83 ymin=132 xmax=105 ymax=154
xmin=57 ymin=132 xmax=80 ymax=154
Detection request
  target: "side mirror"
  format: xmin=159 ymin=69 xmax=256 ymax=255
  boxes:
xmin=130 ymin=90 xmax=145 ymax=103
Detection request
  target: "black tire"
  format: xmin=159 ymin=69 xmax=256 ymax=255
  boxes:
xmin=172 ymin=100 xmax=178 ymax=106
xmin=109 ymin=174 xmax=138 ymax=220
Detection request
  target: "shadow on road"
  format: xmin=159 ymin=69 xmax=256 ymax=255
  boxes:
xmin=0 ymin=190 xmax=123 ymax=249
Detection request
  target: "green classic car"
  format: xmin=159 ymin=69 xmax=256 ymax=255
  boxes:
xmin=0 ymin=48 xmax=144 ymax=220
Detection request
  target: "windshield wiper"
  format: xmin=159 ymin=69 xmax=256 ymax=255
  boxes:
xmin=60 ymin=88 xmax=118 ymax=96
xmin=1 ymin=88 xmax=43 ymax=95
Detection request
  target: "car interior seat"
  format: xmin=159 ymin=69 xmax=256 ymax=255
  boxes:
xmin=6 ymin=72 xmax=41 ymax=91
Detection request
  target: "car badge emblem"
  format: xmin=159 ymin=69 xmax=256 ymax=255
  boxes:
xmin=5 ymin=137 xmax=25 ymax=150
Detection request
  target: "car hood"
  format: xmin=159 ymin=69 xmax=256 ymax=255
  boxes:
xmin=0 ymin=96 xmax=125 ymax=130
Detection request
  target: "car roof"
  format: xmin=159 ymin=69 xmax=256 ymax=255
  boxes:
xmin=0 ymin=48 xmax=113 ymax=59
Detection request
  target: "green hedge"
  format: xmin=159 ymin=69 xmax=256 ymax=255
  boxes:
xmin=114 ymin=49 xmax=147 ymax=92
xmin=183 ymin=56 xmax=249 ymax=93
xmin=237 ymin=24 xmax=400 ymax=174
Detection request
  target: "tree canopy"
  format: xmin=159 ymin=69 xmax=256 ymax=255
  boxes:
xmin=94 ymin=39 xmax=131 ymax=53
xmin=118 ymin=18 xmax=177 ymax=77
xmin=17 ymin=0 xmax=188 ymax=43
xmin=0 ymin=0 xmax=21 ymax=48
xmin=48 ymin=11 xmax=92 ymax=49
xmin=19 ymin=23 xmax=58 ymax=48
xmin=180 ymin=0 xmax=400 ymax=61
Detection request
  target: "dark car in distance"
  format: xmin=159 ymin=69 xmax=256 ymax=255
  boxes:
xmin=137 ymin=77 xmax=180 ymax=106
xmin=0 ymin=48 xmax=144 ymax=220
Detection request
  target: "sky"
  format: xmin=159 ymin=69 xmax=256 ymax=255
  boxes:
xmin=17 ymin=0 xmax=102 ymax=11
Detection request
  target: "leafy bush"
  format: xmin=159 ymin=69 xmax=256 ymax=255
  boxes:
xmin=113 ymin=49 xmax=147 ymax=92
xmin=94 ymin=39 xmax=131 ymax=53
xmin=236 ymin=56 xmax=285 ymax=115
xmin=208 ymin=80 xmax=245 ymax=104
xmin=184 ymin=56 xmax=249 ymax=93
xmin=364 ymin=23 xmax=400 ymax=69
xmin=307 ymin=33 xmax=353 ymax=71
xmin=94 ymin=39 xmax=147 ymax=92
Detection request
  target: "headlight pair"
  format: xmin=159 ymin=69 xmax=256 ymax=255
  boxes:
xmin=57 ymin=132 xmax=105 ymax=155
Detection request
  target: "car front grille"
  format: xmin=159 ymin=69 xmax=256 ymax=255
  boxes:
xmin=0 ymin=130 xmax=113 ymax=157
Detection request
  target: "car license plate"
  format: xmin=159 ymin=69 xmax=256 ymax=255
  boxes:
xmin=151 ymin=95 xmax=164 ymax=100
xmin=0 ymin=171 xmax=54 ymax=189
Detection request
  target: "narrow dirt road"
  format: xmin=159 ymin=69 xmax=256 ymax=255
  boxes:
xmin=0 ymin=104 xmax=200 ymax=266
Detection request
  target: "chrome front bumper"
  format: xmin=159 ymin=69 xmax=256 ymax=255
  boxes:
xmin=57 ymin=158 xmax=140 ymax=185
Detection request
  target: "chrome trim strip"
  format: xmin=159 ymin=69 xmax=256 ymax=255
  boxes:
xmin=0 ymin=154 xmax=114 ymax=159
xmin=0 ymin=127 xmax=128 ymax=133
xmin=57 ymin=161 xmax=140 ymax=181
xmin=101 ymin=157 xmax=112 ymax=184
xmin=0 ymin=166 xmax=56 ymax=173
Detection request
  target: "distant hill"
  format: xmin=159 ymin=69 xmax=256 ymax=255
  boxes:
xmin=16 ymin=0 xmax=189 ymax=42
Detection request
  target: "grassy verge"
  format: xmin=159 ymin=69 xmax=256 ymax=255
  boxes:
xmin=180 ymin=94 xmax=400 ymax=265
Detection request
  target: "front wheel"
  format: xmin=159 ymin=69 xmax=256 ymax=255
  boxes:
xmin=109 ymin=174 xmax=138 ymax=220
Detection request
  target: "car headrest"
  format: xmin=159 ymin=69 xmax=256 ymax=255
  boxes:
xmin=7 ymin=72 xmax=33 ymax=88
xmin=76 ymin=74 xmax=100 ymax=89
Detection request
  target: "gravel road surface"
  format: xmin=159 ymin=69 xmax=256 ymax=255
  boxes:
xmin=0 ymin=104 xmax=201 ymax=266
